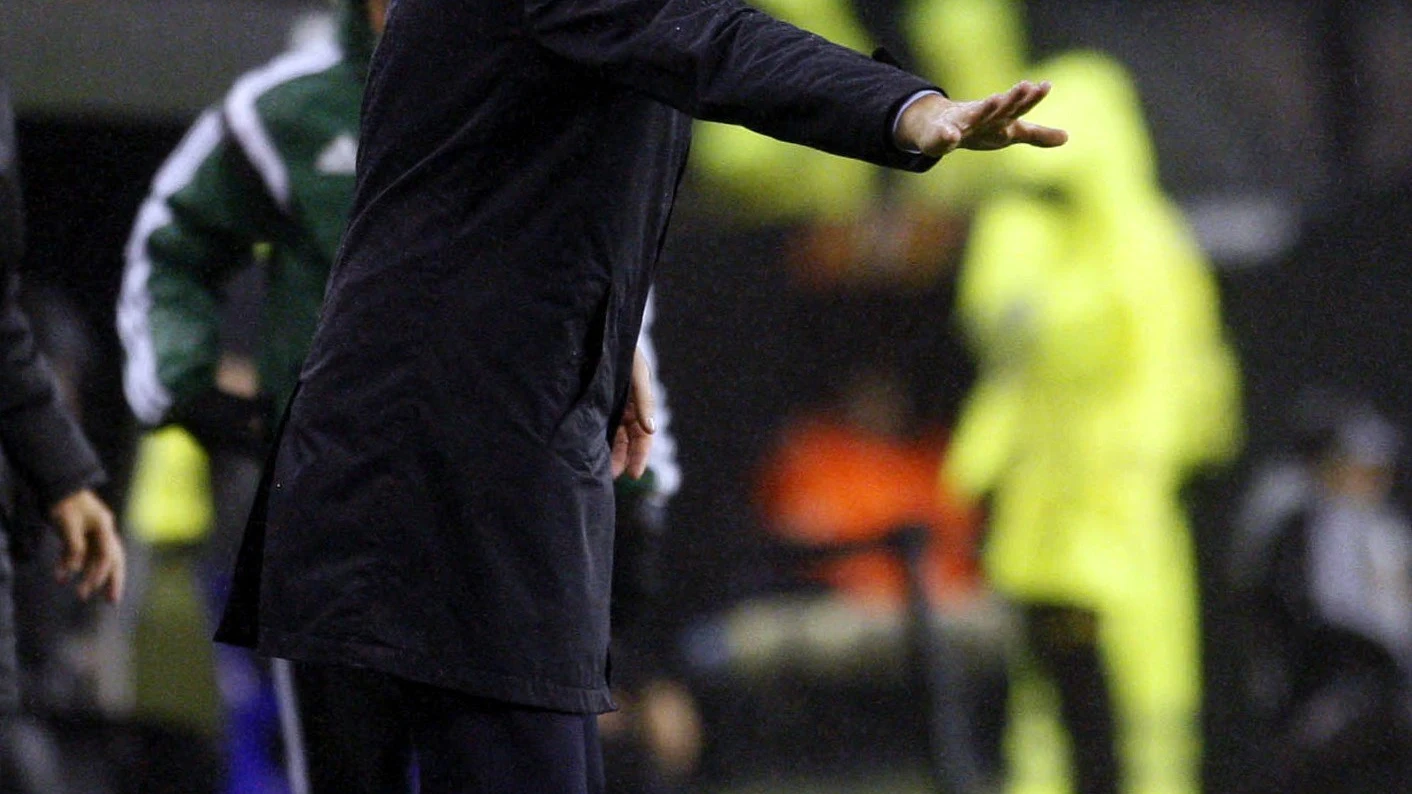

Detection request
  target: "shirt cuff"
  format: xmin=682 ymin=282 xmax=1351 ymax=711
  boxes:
xmin=892 ymin=90 xmax=944 ymax=154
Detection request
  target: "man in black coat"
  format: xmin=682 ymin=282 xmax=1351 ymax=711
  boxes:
xmin=216 ymin=1 xmax=1064 ymax=791
xmin=0 ymin=71 xmax=126 ymax=777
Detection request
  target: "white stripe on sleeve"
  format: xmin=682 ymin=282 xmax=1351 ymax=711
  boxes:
xmin=224 ymin=42 xmax=341 ymax=210
xmin=117 ymin=110 xmax=225 ymax=425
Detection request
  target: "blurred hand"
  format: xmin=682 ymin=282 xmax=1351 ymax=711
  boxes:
xmin=49 ymin=488 xmax=125 ymax=603
xmin=639 ymin=679 xmax=703 ymax=778
xmin=895 ymin=81 xmax=1068 ymax=158
xmin=612 ymin=348 xmax=655 ymax=479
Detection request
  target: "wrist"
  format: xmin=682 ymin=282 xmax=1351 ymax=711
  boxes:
xmin=49 ymin=487 xmax=95 ymax=519
xmin=893 ymin=92 xmax=954 ymax=156
xmin=892 ymin=90 xmax=945 ymax=153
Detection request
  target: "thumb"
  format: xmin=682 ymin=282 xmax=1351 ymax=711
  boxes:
xmin=631 ymin=353 xmax=656 ymax=434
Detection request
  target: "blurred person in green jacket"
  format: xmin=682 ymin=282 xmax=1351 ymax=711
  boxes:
xmin=942 ymin=52 xmax=1242 ymax=794
xmin=117 ymin=2 xmax=692 ymax=791
xmin=118 ymin=0 xmax=379 ymax=442
xmin=117 ymin=5 xmax=386 ymax=790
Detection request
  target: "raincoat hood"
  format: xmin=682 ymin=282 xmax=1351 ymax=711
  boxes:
xmin=998 ymin=51 xmax=1159 ymax=200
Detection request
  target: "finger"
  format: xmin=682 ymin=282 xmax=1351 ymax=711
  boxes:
xmin=54 ymin=519 xmax=85 ymax=583
xmin=631 ymin=355 xmax=656 ymax=434
xmin=103 ymin=534 xmax=127 ymax=604
xmin=1003 ymin=81 xmax=1051 ymax=122
xmin=1010 ymin=121 xmax=1068 ymax=147
xmin=958 ymin=83 xmax=1041 ymax=148
xmin=611 ymin=425 xmax=629 ymax=478
xmin=976 ymin=81 xmax=1036 ymax=129
xmin=625 ymin=426 xmax=652 ymax=479
xmin=78 ymin=546 xmax=111 ymax=602
xmin=634 ymin=394 xmax=656 ymax=435
xmin=955 ymin=92 xmax=1004 ymax=134
xmin=87 ymin=526 xmax=124 ymax=603
xmin=80 ymin=509 xmax=119 ymax=600
xmin=989 ymin=81 xmax=1034 ymax=119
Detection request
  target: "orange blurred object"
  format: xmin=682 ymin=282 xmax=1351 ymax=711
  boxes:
xmin=758 ymin=418 xmax=981 ymax=609
xmin=784 ymin=207 xmax=969 ymax=291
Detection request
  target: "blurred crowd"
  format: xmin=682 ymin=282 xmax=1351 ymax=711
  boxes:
xmin=4 ymin=1 xmax=1412 ymax=793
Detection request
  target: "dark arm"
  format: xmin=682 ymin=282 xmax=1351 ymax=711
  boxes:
xmin=0 ymin=74 xmax=123 ymax=603
xmin=0 ymin=78 xmax=104 ymax=509
xmin=525 ymin=0 xmax=940 ymax=171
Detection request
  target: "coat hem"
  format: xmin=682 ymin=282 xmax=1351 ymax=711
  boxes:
xmin=252 ymin=627 xmax=616 ymax=715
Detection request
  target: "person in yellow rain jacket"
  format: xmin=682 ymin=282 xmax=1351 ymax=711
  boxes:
xmin=942 ymin=52 xmax=1242 ymax=794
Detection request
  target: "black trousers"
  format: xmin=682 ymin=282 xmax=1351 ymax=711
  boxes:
xmin=277 ymin=660 xmax=605 ymax=794
xmin=1022 ymin=603 xmax=1119 ymax=794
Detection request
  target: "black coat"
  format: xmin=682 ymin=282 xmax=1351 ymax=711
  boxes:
xmin=218 ymin=0 xmax=939 ymax=713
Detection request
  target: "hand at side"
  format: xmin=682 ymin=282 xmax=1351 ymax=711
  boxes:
xmin=612 ymin=348 xmax=656 ymax=479
xmin=49 ymin=488 xmax=125 ymax=603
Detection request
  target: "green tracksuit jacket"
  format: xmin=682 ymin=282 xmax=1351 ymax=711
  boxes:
xmin=118 ymin=9 xmax=375 ymax=425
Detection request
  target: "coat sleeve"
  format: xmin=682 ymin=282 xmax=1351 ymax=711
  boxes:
xmin=0 ymin=79 xmax=105 ymax=510
xmin=118 ymin=109 xmax=289 ymax=426
xmin=0 ymin=271 xmax=105 ymax=509
xmin=523 ymin=0 xmax=941 ymax=171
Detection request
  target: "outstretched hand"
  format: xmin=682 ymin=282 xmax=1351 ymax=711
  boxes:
xmin=49 ymin=488 xmax=125 ymax=604
xmin=895 ymin=80 xmax=1067 ymax=158
xmin=612 ymin=348 xmax=656 ymax=479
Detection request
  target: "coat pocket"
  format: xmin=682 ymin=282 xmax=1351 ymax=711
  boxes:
xmin=551 ymin=285 xmax=617 ymax=471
